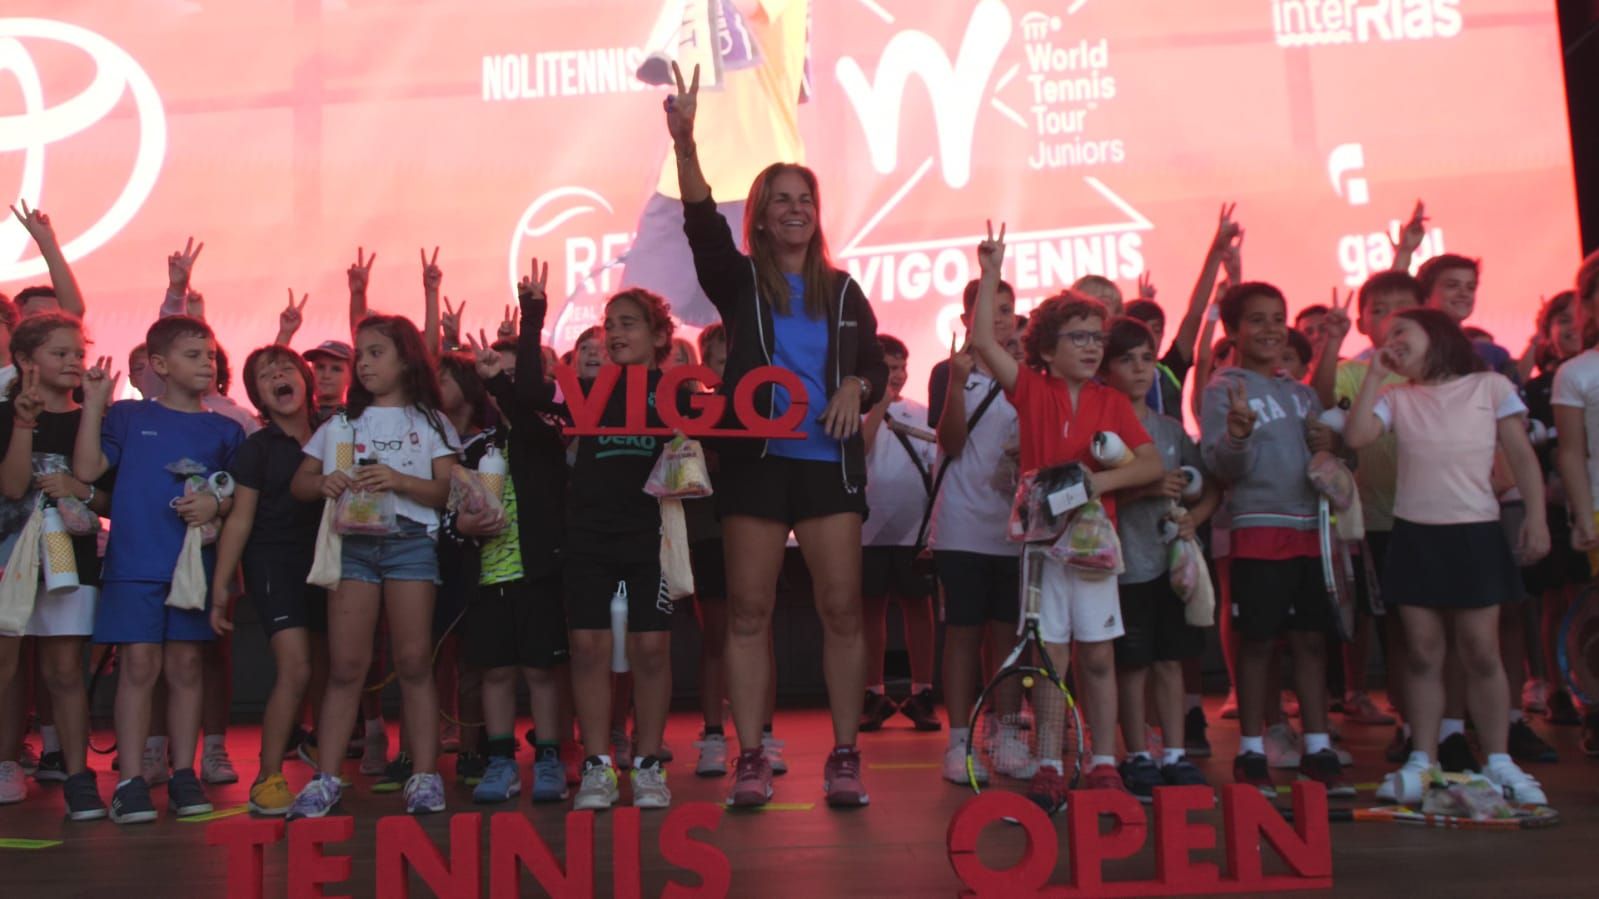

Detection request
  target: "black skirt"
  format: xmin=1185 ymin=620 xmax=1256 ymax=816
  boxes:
xmin=1383 ymin=518 xmax=1521 ymax=609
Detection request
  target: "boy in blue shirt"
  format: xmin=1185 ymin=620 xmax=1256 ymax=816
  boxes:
xmin=73 ymin=315 xmax=245 ymax=824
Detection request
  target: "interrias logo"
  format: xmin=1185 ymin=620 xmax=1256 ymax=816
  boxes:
xmin=0 ymin=18 xmax=167 ymax=282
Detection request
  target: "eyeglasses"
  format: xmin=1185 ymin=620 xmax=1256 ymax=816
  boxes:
xmin=1057 ymin=330 xmax=1107 ymax=348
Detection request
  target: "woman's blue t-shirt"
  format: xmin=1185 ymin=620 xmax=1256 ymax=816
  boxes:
xmin=768 ymin=274 xmax=842 ymax=462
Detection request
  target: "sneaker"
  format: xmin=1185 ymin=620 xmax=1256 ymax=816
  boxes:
xmin=1483 ymin=759 xmax=1548 ymax=806
xmin=1026 ymin=765 xmax=1067 ymax=815
xmin=472 ymin=756 xmax=521 ymax=803
xmin=439 ymin=724 xmax=462 ymax=755
xmin=0 ymin=760 xmax=27 ymax=804
xmin=110 ymin=776 xmax=159 ymax=824
xmin=34 ymin=750 xmax=68 ymax=783
xmin=858 ymin=691 xmax=896 ymax=732
xmin=1297 ymin=748 xmax=1354 ymax=797
xmin=249 ymin=773 xmax=293 ymax=816
xmin=944 ymin=742 xmax=988 ymax=785
xmin=63 ymin=770 xmax=107 ymax=821
xmin=1383 ymin=727 xmax=1413 ymax=764
xmin=1341 ymin=692 xmax=1396 ymax=726
xmin=561 ymin=740 xmax=583 ymax=786
xmin=1183 ymin=707 xmax=1211 ymax=758
xmin=1376 ymin=758 xmax=1432 ymax=804
xmin=1118 ymin=757 xmax=1162 ymax=803
xmin=727 ymin=748 xmax=773 ymax=807
xmin=573 ymin=758 xmax=620 ymax=811
xmin=456 ymin=751 xmax=488 ymax=785
xmin=823 ymin=746 xmax=869 ymax=807
xmin=142 ymin=741 xmax=170 ymax=785
xmin=1331 ymin=733 xmax=1354 ymax=767
xmin=18 ymin=741 xmax=38 ymax=775
xmin=374 ymin=752 xmax=414 ymax=794
xmin=1233 ymin=751 xmax=1274 ymax=799
xmin=167 ymin=768 xmax=213 ymax=817
xmin=695 ymin=733 xmax=729 ymax=777
xmin=991 ymin=722 xmax=1038 ymax=779
xmin=901 ymin=689 xmax=942 ymax=732
xmin=610 ymin=729 xmax=633 ymax=771
xmin=1219 ymin=691 xmax=1239 ymax=720
xmin=1161 ymin=758 xmax=1209 ymax=787
xmin=1083 ymin=762 xmax=1126 ymax=792
xmin=360 ymin=728 xmax=390 ymax=776
xmin=762 ymin=733 xmax=788 ymax=775
xmin=296 ymin=737 xmax=320 ymax=769
xmin=1508 ymin=720 xmax=1558 ymax=763
xmin=532 ymin=747 xmax=569 ymax=802
xmin=1582 ymin=712 xmax=1599 ymax=758
xmin=404 ymin=772 xmax=447 ymax=815
xmin=631 ymin=758 xmax=671 ymax=809
xmin=1265 ymin=723 xmax=1302 ymax=769
xmin=286 ymin=773 xmax=343 ymax=820
xmin=1521 ymin=678 xmax=1551 ymax=715
xmin=1547 ymin=689 xmax=1581 ymax=726
xmin=202 ymin=743 xmax=239 ymax=785
xmin=1438 ymin=732 xmax=1481 ymax=773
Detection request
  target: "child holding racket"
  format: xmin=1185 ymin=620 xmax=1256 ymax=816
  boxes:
xmin=968 ymin=222 xmax=1162 ymax=812
xmin=1346 ymin=308 xmax=1549 ymax=806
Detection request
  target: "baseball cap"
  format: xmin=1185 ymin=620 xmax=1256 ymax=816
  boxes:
xmin=304 ymin=340 xmax=353 ymax=362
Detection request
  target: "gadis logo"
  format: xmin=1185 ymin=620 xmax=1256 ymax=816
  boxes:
xmin=0 ymin=18 xmax=167 ymax=282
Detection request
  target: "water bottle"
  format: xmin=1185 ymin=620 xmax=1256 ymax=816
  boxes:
xmin=477 ymin=445 xmax=508 ymax=502
xmin=1091 ymin=431 xmax=1131 ymax=468
xmin=327 ymin=413 xmax=355 ymax=474
xmin=610 ymin=584 xmax=630 ymax=673
xmin=1179 ymin=465 xmax=1204 ymax=501
xmin=41 ymin=503 xmax=79 ymax=593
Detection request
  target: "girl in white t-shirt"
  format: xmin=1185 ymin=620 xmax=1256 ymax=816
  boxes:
xmin=287 ymin=315 xmax=460 ymax=819
xmin=1346 ymin=309 xmax=1550 ymax=806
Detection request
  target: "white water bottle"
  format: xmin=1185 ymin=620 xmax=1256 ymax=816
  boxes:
xmin=1092 ymin=431 xmax=1131 ymax=468
xmin=477 ymin=445 xmax=508 ymax=502
xmin=610 ymin=584 xmax=630 ymax=673
xmin=326 ymin=413 xmax=355 ymax=474
xmin=1179 ymin=465 xmax=1204 ymax=501
xmin=41 ymin=505 xmax=79 ymax=593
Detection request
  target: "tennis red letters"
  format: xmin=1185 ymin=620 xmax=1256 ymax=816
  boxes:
xmin=207 ymin=803 xmax=728 ymax=898
xmin=554 ymin=363 xmax=809 ymax=439
xmin=947 ymin=782 xmax=1333 ymax=897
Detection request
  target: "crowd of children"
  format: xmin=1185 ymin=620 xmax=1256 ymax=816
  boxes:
xmin=3 ymin=119 xmax=1598 ymax=825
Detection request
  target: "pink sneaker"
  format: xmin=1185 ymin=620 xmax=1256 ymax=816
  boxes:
xmin=727 ymin=749 xmax=772 ymax=808
xmin=823 ymin=746 xmax=869 ymax=807
xmin=1081 ymin=763 xmax=1127 ymax=793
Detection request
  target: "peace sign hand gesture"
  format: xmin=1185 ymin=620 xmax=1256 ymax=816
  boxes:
xmin=498 ymin=305 xmax=520 ymax=341
xmin=977 ymin=219 xmax=1007 ymax=275
xmin=82 ymin=356 xmax=121 ymax=410
xmin=517 ymin=257 xmax=550 ymax=309
xmin=1225 ymin=379 xmax=1257 ymax=440
xmin=441 ymin=297 xmax=465 ymax=346
xmin=420 ymin=247 xmax=442 ymax=293
xmin=665 ymin=61 xmax=700 ymax=145
xmin=1211 ymin=202 xmax=1242 ymax=252
xmin=1320 ymin=287 xmax=1354 ymax=344
xmin=464 ymin=330 xmax=503 ymax=380
xmin=12 ymin=365 xmax=45 ymax=429
xmin=168 ymin=236 xmax=204 ymax=291
xmin=348 ymin=247 xmax=376 ymax=296
xmin=1392 ymin=200 xmax=1428 ymax=255
xmin=1137 ymin=270 xmax=1157 ymax=300
xmin=8 ymin=200 xmax=57 ymax=249
xmin=948 ymin=331 xmax=975 ymax=384
xmin=280 ymin=289 xmax=309 ymax=337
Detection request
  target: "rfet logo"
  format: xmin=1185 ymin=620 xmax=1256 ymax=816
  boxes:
xmin=0 ymin=18 xmax=167 ymax=282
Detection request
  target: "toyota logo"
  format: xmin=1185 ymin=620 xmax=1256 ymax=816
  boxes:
xmin=0 ymin=18 xmax=167 ymax=282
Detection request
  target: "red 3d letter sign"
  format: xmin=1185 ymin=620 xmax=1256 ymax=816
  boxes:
xmin=554 ymin=363 xmax=808 ymax=439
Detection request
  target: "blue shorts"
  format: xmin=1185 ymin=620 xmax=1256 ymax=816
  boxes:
xmin=94 ymin=580 xmax=215 ymax=645
xmin=340 ymin=519 xmax=439 ymax=584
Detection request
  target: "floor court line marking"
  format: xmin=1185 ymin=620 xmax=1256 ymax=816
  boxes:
xmin=754 ymin=803 xmax=815 ymax=812
xmin=0 ymin=838 xmax=63 ymax=850
xmin=870 ymin=763 xmax=941 ymax=770
xmin=178 ymin=804 xmax=250 ymax=823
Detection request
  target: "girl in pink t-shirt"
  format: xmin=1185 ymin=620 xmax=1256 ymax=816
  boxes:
xmin=1346 ymin=309 xmax=1550 ymax=806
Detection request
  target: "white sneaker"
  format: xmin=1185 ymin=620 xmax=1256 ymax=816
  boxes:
xmin=0 ymin=760 xmax=27 ymax=804
xmin=991 ymin=723 xmax=1037 ymax=779
xmin=573 ymin=762 xmax=619 ymax=811
xmin=1484 ymin=760 xmax=1548 ymax=806
xmin=944 ymin=742 xmax=987 ymax=785
xmin=202 ymin=744 xmax=239 ymax=785
xmin=694 ymin=733 xmax=728 ymax=777
xmin=143 ymin=740 xmax=171 ymax=785
xmin=761 ymin=734 xmax=788 ymax=775
xmin=1376 ymin=759 xmax=1431 ymax=804
xmin=630 ymin=762 xmax=672 ymax=809
xmin=360 ymin=728 xmax=390 ymax=776
xmin=1265 ymin=723 xmax=1302 ymax=769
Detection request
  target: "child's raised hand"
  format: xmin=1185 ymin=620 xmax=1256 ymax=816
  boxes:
xmin=664 ymin=61 xmax=699 ymax=144
xmin=168 ymin=236 xmax=203 ymax=291
xmin=441 ymin=296 xmax=464 ymax=344
xmin=1320 ymin=287 xmax=1354 ymax=344
xmin=977 ymin=219 xmax=1007 ymax=274
xmin=498 ymin=305 xmax=519 ymax=341
xmin=185 ymin=289 xmax=206 ymax=320
xmin=321 ymin=470 xmax=353 ymax=500
xmin=348 ymin=247 xmax=375 ymax=295
xmin=1392 ymin=200 xmax=1428 ymax=256
xmin=1225 ymin=379 xmax=1256 ymax=439
xmin=81 ymin=356 xmax=120 ymax=408
xmin=518 ymin=257 xmax=550 ymax=309
xmin=9 ymin=199 xmax=56 ymax=248
xmin=281 ymin=289 xmax=309 ymax=336
xmin=1137 ymin=270 xmax=1156 ymax=300
xmin=465 ymin=330 xmax=503 ymax=379
xmin=420 ymin=246 xmax=442 ymax=293
xmin=1211 ymin=202 xmax=1242 ymax=252
xmin=948 ymin=331 xmax=974 ymax=384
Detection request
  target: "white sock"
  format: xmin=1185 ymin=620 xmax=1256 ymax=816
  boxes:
xmin=1440 ymin=718 xmax=1465 ymax=740
xmin=1184 ymin=693 xmax=1202 ymax=713
xmin=41 ymin=725 xmax=60 ymax=754
xmin=204 ymin=734 xmax=226 ymax=752
xmin=1508 ymin=708 xmax=1524 ymax=723
xmin=1163 ymin=748 xmax=1186 ymax=766
xmin=116 ymin=778 xmax=132 ymax=790
xmin=366 ymin=718 xmax=385 ymax=739
xmin=912 ymin=682 xmax=934 ymax=695
xmin=1486 ymin=752 xmax=1513 ymax=770
xmin=1405 ymin=750 xmax=1432 ymax=769
xmin=1240 ymin=735 xmax=1265 ymax=755
xmin=592 ymin=754 xmax=612 ymax=768
xmin=866 ymin=684 xmax=885 ymax=696
xmin=1130 ymin=751 xmax=1152 ymax=762
xmin=1304 ymin=732 xmax=1330 ymax=754
xmin=949 ymin=727 xmax=970 ymax=749
xmin=1091 ymin=754 xmax=1116 ymax=769
xmin=1040 ymin=758 xmax=1064 ymax=773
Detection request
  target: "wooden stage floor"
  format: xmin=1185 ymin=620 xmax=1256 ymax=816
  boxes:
xmin=2 ymin=698 xmax=1595 ymax=897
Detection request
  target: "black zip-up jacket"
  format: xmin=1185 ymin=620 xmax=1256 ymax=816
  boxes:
xmin=682 ymin=194 xmax=888 ymax=491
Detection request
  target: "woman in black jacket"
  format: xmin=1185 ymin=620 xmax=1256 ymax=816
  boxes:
xmin=667 ymin=63 xmax=888 ymax=808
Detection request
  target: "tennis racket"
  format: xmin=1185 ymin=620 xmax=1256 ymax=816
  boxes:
xmin=87 ymin=644 xmax=117 ymax=755
xmin=1285 ymin=803 xmax=1559 ymax=831
xmin=1557 ymin=583 xmax=1599 ymax=707
xmin=964 ymin=544 xmax=1086 ymax=812
xmin=1318 ymin=497 xmax=1357 ymax=642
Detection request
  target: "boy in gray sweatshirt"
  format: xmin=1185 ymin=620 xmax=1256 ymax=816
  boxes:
xmin=1200 ymin=281 xmax=1348 ymax=798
